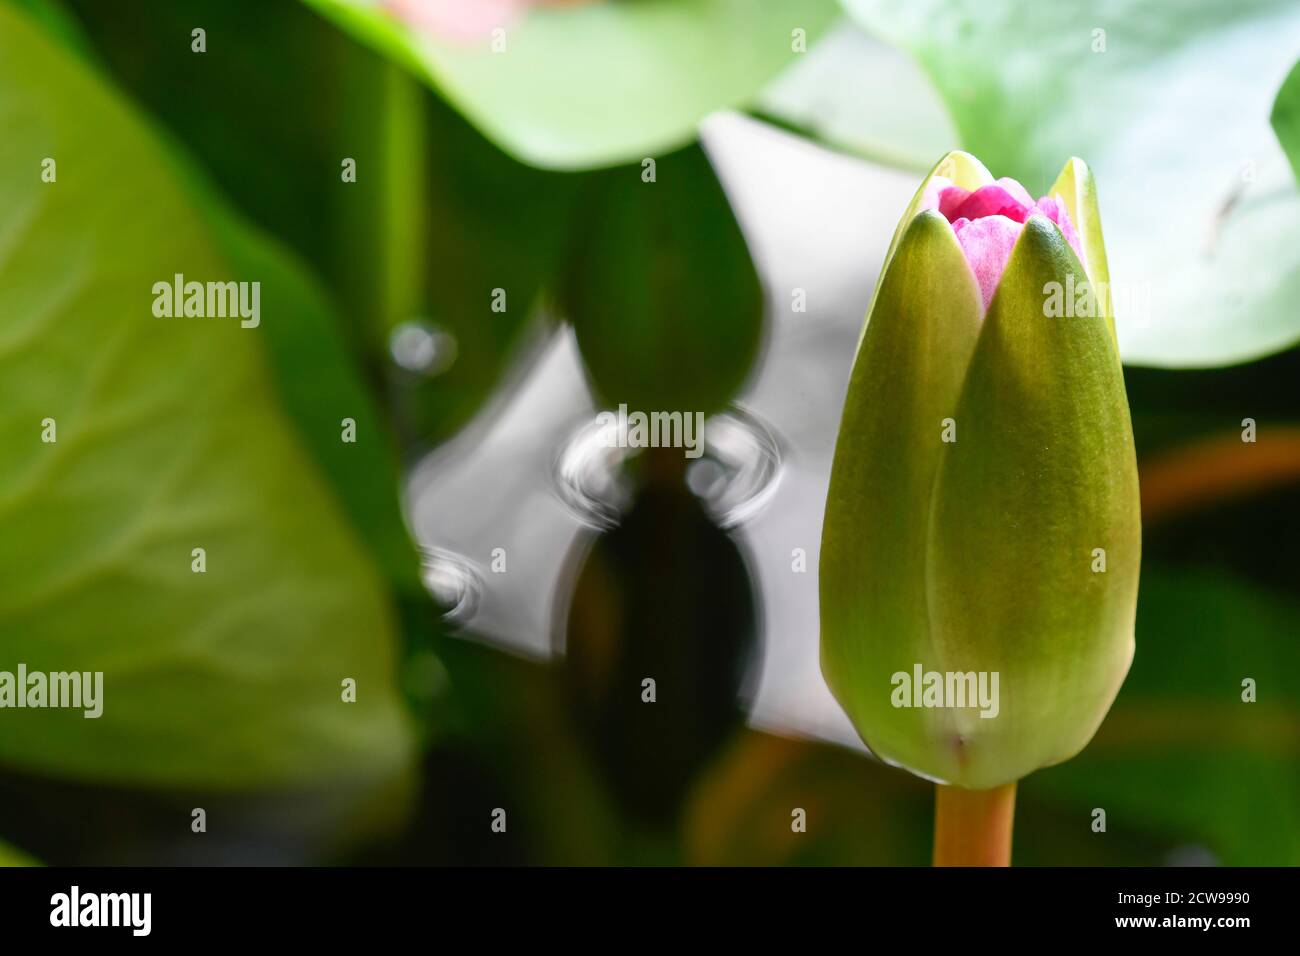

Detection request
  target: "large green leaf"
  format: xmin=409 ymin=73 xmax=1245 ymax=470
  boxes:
xmin=6 ymin=0 xmax=95 ymax=60
xmin=755 ymin=17 xmax=954 ymax=171
xmin=559 ymin=142 xmax=763 ymax=414
xmin=302 ymin=0 xmax=840 ymax=170
xmin=64 ymin=0 xmax=360 ymax=285
xmin=1272 ymin=57 xmax=1300 ymax=183
xmin=174 ymin=167 xmax=428 ymax=612
xmin=844 ymin=0 xmax=1300 ymax=367
xmin=67 ymin=0 xmax=585 ymax=450
xmin=0 ymin=4 xmax=413 ymax=787
xmin=27 ymin=0 xmax=439 ymax=721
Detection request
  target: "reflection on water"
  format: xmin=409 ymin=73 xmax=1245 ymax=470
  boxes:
xmin=692 ymin=406 xmax=783 ymax=529
xmin=404 ymin=113 xmax=920 ymax=753
xmin=553 ymin=401 xmax=784 ymax=532
xmin=389 ymin=319 xmax=457 ymax=377
xmin=418 ymin=546 xmax=481 ymax=627
xmin=553 ymin=412 xmax=635 ymax=531
xmin=560 ymin=449 xmax=756 ymax=829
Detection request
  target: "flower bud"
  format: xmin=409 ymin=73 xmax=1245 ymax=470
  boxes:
xmin=820 ymin=151 xmax=1140 ymax=789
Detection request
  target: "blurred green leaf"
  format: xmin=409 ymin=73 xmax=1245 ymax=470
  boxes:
xmin=6 ymin=0 xmax=95 ymax=60
xmin=0 ymin=838 xmax=38 ymax=866
xmin=560 ymin=143 xmax=763 ymax=414
xmin=0 ymin=5 xmax=413 ymax=788
xmin=402 ymin=90 xmax=584 ymax=446
xmin=65 ymin=0 xmax=374 ymax=298
xmin=66 ymin=0 xmax=586 ymax=450
xmin=302 ymin=0 xmax=840 ymax=170
xmin=1272 ymin=57 xmax=1300 ymax=183
xmin=756 ymin=18 xmax=954 ymax=171
xmin=48 ymin=0 xmax=411 ymax=478
xmin=173 ymin=167 xmax=428 ymax=610
xmin=844 ymin=0 xmax=1300 ymax=367
xmin=42 ymin=0 xmax=440 ymax=724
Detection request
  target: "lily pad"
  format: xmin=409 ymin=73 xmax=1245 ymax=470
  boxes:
xmin=302 ymin=0 xmax=840 ymax=170
xmin=843 ymin=0 xmax=1300 ymax=366
xmin=0 ymin=4 xmax=413 ymax=788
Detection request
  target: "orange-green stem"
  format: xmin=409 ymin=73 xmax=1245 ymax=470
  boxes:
xmin=933 ymin=782 xmax=1017 ymax=866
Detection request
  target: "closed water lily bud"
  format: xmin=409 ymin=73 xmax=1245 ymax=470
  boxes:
xmin=820 ymin=151 xmax=1140 ymax=790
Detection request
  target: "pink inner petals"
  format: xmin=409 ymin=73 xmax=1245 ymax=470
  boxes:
xmin=385 ymin=0 xmax=530 ymax=43
xmin=386 ymin=0 xmax=592 ymax=43
xmin=938 ymin=179 xmax=1035 ymax=224
xmin=919 ymin=176 xmax=1087 ymax=311
xmin=949 ymin=216 xmax=1024 ymax=311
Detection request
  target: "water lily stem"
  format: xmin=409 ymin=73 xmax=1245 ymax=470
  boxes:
xmin=933 ymin=782 xmax=1017 ymax=866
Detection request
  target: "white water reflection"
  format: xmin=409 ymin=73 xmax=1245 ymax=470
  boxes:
xmin=405 ymin=113 xmax=922 ymax=751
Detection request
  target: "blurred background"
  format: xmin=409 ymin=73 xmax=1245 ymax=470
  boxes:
xmin=0 ymin=0 xmax=1297 ymax=866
